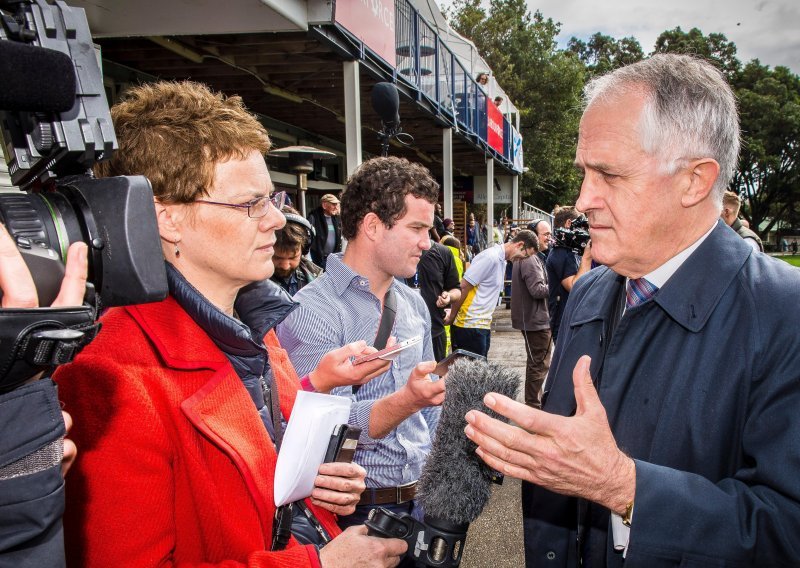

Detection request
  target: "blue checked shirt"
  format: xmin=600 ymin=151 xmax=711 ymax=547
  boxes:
xmin=277 ymin=253 xmax=440 ymax=488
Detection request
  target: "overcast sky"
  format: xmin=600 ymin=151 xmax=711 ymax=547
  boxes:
xmin=529 ymin=0 xmax=800 ymax=73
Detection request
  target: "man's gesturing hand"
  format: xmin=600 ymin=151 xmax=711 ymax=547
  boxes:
xmin=463 ymin=355 xmax=635 ymax=515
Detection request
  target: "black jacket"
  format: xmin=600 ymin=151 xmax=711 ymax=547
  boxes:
xmin=307 ymin=207 xmax=342 ymax=269
xmin=0 ymin=379 xmax=67 ymax=567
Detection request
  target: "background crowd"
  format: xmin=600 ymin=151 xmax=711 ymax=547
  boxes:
xmin=2 ymin=53 xmax=800 ymax=568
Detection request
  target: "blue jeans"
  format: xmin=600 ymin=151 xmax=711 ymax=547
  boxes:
xmin=450 ymin=325 xmax=491 ymax=357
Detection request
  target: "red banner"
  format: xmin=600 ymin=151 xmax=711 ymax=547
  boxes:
xmin=335 ymin=0 xmax=396 ymax=67
xmin=486 ymin=99 xmax=504 ymax=153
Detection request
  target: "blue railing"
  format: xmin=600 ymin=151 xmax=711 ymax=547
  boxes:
xmin=393 ymin=0 xmax=521 ymax=172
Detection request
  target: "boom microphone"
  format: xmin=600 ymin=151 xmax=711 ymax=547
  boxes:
xmin=0 ymin=41 xmax=76 ymax=112
xmin=366 ymin=359 xmax=520 ymax=566
xmin=418 ymin=358 xmax=520 ymax=524
xmin=371 ymin=82 xmax=400 ymax=127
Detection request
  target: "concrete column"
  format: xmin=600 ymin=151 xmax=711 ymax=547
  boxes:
xmin=343 ymin=60 xmax=362 ymax=175
xmin=443 ymin=128 xmax=453 ymax=219
xmin=486 ymin=158 xmax=495 ymax=244
xmin=512 ymin=174 xmax=519 ymax=219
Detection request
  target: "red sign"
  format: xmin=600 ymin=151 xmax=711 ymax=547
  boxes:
xmin=335 ymin=0 xmax=396 ymax=67
xmin=486 ymin=99 xmax=504 ymax=153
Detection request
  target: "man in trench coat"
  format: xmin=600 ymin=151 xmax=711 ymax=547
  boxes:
xmin=462 ymin=54 xmax=800 ymax=567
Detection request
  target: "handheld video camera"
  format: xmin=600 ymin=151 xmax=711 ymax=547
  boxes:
xmin=553 ymin=215 xmax=590 ymax=255
xmin=0 ymin=0 xmax=167 ymax=391
xmin=365 ymin=507 xmax=466 ymax=567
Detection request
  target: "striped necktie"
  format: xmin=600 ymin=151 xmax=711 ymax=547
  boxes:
xmin=626 ymin=277 xmax=658 ymax=309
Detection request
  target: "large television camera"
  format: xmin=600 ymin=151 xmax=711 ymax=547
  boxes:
xmin=553 ymin=215 xmax=590 ymax=255
xmin=0 ymin=0 xmax=167 ymax=391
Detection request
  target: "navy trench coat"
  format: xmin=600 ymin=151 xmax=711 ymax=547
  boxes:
xmin=522 ymin=221 xmax=800 ymax=567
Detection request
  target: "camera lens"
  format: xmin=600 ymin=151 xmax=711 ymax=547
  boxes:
xmin=0 ymin=191 xmax=83 ymax=262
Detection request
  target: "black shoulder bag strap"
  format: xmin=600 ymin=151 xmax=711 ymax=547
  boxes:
xmin=352 ymin=287 xmax=397 ymax=395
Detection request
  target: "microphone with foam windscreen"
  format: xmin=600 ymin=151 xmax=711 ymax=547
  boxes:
xmin=366 ymin=358 xmax=520 ymax=566
xmin=0 ymin=41 xmax=77 ymax=113
xmin=371 ymin=82 xmax=400 ymax=128
xmin=371 ymin=82 xmax=402 ymax=157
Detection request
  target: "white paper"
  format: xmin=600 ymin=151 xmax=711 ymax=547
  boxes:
xmin=274 ymin=391 xmax=352 ymax=506
xmin=611 ymin=513 xmax=630 ymax=557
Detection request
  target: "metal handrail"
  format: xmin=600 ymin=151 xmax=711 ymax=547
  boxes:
xmin=394 ymin=0 xmax=522 ymax=172
xmin=520 ymin=202 xmax=553 ymax=225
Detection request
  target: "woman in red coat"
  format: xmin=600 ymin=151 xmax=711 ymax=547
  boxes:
xmin=54 ymin=81 xmax=406 ymax=568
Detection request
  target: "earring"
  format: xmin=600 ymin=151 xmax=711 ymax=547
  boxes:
xmin=175 ymin=244 xmax=180 ymax=258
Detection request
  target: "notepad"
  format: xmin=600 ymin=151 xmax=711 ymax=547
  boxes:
xmin=274 ymin=391 xmax=352 ymax=506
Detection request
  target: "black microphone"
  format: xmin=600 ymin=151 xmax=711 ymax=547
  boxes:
xmin=0 ymin=41 xmax=76 ymax=112
xmin=371 ymin=82 xmax=400 ymax=128
xmin=417 ymin=358 xmax=520 ymax=525
xmin=366 ymin=359 xmax=519 ymax=566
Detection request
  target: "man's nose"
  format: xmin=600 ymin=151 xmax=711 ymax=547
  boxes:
xmin=576 ymin=174 xmax=600 ymax=213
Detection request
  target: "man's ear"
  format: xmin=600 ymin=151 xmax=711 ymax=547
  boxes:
xmin=153 ymin=198 xmax=183 ymax=245
xmin=681 ymin=158 xmax=720 ymax=208
xmin=360 ymin=212 xmax=383 ymax=242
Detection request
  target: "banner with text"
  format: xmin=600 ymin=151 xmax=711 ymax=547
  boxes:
xmin=335 ymin=0 xmax=396 ymax=67
xmin=486 ymin=99 xmax=504 ymax=154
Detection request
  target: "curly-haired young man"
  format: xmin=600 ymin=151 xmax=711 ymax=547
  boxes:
xmin=279 ymin=156 xmax=446 ymax=535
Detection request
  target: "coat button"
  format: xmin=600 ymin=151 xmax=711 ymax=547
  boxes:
xmin=546 ymin=551 xmax=556 ymax=560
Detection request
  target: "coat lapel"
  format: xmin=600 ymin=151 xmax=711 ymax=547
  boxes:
xmin=128 ymin=298 xmax=278 ymax=535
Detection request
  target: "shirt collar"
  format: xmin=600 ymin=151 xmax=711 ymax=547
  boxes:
xmin=640 ymin=222 xmax=716 ymax=288
xmin=326 ymin=252 xmax=405 ymax=298
xmin=326 ymin=253 xmax=362 ymax=296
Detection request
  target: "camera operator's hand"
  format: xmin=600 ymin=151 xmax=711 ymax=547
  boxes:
xmin=319 ymin=525 xmax=407 ymax=568
xmin=0 ymin=222 xmax=88 ymax=308
xmin=1 ymin=224 xmax=86 ymax=479
xmin=308 ymin=338 xmax=395 ymax=393
xmin=311 ymin=461 xmax=367 ymax=516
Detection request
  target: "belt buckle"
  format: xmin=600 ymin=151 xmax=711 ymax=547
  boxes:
xmin=396 ymin=481 xmax=416 ymax=504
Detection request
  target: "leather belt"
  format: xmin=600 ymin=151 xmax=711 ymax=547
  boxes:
xmin=358 ymin=481 xmax=417 ymax=506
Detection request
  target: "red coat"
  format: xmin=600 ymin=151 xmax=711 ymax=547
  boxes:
xmin=55 ymin=296 xmax=341 ymax=567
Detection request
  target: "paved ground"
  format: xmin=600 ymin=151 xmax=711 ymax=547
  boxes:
xmin=461 ymin=305 xmax=528 ymax=568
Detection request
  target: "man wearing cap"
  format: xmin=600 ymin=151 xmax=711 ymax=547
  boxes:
xmin=307 ymin=193 xmax=342 ymax=270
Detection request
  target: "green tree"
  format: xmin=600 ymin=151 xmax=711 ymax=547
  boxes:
xmin=446 ymin=0 xmax=586 ymax=211
xmin=568 ymin=32 xmax=644 ymax=76
xmin=652 ymin=26 xmax=740 ymax=78
xmin=732 ymin=61 xmax=800 ymax=237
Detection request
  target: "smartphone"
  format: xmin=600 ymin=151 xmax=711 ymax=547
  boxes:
xmin=432 ymin=349 xmax=487 ymax=376
xmin=352 ymin=335 xmax=423 ymax=365
xmin=323 ymin=424 xmax=361 ymax=463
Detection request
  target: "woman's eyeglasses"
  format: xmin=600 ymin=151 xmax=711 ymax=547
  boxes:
xmin=194 ymin=191 xmax=286 ymax=218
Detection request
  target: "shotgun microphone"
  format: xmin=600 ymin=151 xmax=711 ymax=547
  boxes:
xmin=0 ymin=41 xmax=76 ymax=113
xmin=366 ymin=359 xmax=520 ymax=566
